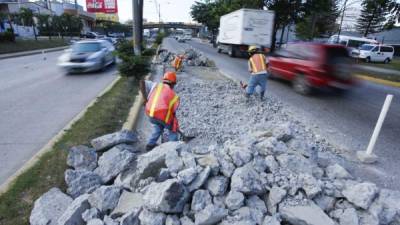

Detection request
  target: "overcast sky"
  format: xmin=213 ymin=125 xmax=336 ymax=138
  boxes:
xmin=77 ymin=0 xmax=197 ymax=23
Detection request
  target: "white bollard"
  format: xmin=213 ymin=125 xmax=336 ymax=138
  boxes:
xmin=358 ymin=94 xmax=393 ymax=163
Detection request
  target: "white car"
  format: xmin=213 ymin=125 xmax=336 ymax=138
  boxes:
xmin=355 ymin=44 xmax=394 ymax=63
xmin=58 ymin=40 xmax=115 ymax=74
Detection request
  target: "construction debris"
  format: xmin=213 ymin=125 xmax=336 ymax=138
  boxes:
xmin=158 ymin=48 xmax=214 ymax=67
xmin=30 ymin=64 xmax=400 ymax=225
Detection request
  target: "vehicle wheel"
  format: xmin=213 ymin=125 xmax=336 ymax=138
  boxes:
xmin=293 ymin=74 xmax=312 ymax=95
xmin=217 ymin=48 xmax=222 ymax=53
xmin=100 ymin=59 xmax=106 ymax=71
xmin=384 ymin=58 xmax=390 ymax=64
xmin=228 ymin=47 xmax=236 ymax=57
xmin=365 ymin=57 xmax=371 ymax=63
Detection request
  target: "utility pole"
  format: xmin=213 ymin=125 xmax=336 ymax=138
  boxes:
xmin=132 ymin=0 xmax=142 ymax=55
xmin=138 ymin=0 xmax=143 ymax=48
xmin=337 ymin=0 xmax=348 ymax=43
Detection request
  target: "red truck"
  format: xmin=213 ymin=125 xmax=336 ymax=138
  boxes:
xmin=268 ymin=43 xmax=356 ymax=94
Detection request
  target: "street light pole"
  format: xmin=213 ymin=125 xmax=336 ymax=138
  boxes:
xmin=132 ymin=0 xmax=141 ymax=55
xmin=337 ymin=0 xmax=348 ymax=43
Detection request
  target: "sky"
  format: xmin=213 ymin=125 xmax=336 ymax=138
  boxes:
xmin=77 ymin=0 xmax=197 ymax=23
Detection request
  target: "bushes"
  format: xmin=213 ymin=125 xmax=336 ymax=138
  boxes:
xmin=114 ymin=40 xmax=151 ymax=79
xmin=155 ymin=32 xmax=166 ymax=45
xmin=0 ymin=31 xmax=15 ymax=42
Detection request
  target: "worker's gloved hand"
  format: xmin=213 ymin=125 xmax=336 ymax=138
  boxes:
xmin=172 ymin=117 xmax=179 ymax=133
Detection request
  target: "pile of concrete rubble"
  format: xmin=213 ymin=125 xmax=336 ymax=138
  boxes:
xmin=30 ymin=76 xmax=400 ymax=225
xmin=158 ymin=48 xmax=214 ymax=67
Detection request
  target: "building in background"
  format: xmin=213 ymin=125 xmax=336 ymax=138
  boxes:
xmin=86 ymin=0 xmax=118 ymax=22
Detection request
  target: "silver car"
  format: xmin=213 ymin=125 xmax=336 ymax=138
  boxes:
xmin=58 ymin=40 xmax=115 ymax=74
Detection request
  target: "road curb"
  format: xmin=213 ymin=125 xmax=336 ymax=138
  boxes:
xmin=0 ymin=46 xmax=69 ymax=60
xmin=0 ymin=75 xmax=121 ymax=195
xmin=357 ymin=74 xmax=400 ymax=88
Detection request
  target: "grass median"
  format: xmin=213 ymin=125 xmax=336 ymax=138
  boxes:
xmin=0 ymin=39 xmax=68 ymax=55
xmin=0 ymin=76 xmax=138 ymax=225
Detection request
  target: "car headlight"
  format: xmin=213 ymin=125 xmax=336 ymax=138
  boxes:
xmin=58 ymin=53 xmax=70 ymax=62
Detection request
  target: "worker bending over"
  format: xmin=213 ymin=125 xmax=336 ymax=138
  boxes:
xmin=172 ymin=55 xmax=184 ymax=71
xmin=245 ymin=46 xmax=269 ymax=100
xmin=140 ymin=71 xmax=180 ymax=151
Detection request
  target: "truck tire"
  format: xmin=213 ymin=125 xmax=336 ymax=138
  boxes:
xmin=293 ymin=74 xmax=312 ymax=95
xmin=228 ymin=46 xmax=236 ymax=57
xmin=384 ymin=58 xmax=390 ymax=64
xmin=217 ymin=48 xmax=222 ymax=53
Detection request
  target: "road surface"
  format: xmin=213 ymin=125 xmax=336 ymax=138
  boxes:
xmin=163 ymin=38 xmax=400 ymax=190
xmin=0 ymin=51 xmax=117 ymax=185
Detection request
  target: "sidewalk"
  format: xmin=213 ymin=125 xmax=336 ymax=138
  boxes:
xmin=357 ymin=64 xmax=400 ymax=76
xmin=0 ymin=46 xmax=68 ymax=60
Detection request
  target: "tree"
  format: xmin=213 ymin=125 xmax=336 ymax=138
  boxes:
xmin=356 ymin=0 xmax=393 ymax=36
xmin=295 ymin=0 xmax=339 ymax=40
xmin=19 ymin=7 xmax=37 ymax=40
xmin=36 ymin=14 xmax=51 ymax=39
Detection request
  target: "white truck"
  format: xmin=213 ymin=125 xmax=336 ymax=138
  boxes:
xmin=217 ymin=9 xmax=275 ymax=57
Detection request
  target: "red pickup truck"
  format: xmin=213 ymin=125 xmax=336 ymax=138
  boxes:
xmin=268 ymin=43 xmax=356 ymax=94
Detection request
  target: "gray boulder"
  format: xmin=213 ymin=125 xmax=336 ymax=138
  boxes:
xmin=157 ymin=168 xmax=172 ymax=182
xmin=90 ymin=130 xmax=138 ymax=151
xmin=67 ymin=145 xmax=97 ymax=171
xmin=87 ymin=219 xmax=104 ymax=225
xmin=82 ymin=208 xmax=100 ymax=222
xmin=265 ymin=155 xmax=279 ymax=173
xmin=245 ymin=195 xmax=267 ymax=214
xmin=166 ymin=215 xmax=181 ymax=225
xmin=206 ymin=176 xmax=228 ymax=196
xmin=57 ymin=194 xmax=90 ymax=225
xmin=180 ymin=216 xmax=195 ymax=225
xmin=119 ymin=208 xmax=141 ymax=225
xmin=369 ymin=188 xmax=400 ymax=224
xmin=276 ymin=154 xmax=322 ymax=177
xmin=225 ymin=191 xmax=245 ymax=211
xmin=143 ymin=179 xmax=189 ymax=213
xmin=231 ymin=164 xmax=266 ymax=195
xmin=273 ymin=122 xmax=294 ymax=142
xmin=325 ymin=164 xmax=352 ymax=180
xmin=104 ymin=216 xmax=119 ymax=225
xmin=181 ymin=151 xmax=197 ymax=168
xmin=112 ymin=191 xmax=144 ymax=218
xmin=267 ymin=186 xmax=287 ymax=213
xmin=256 ymin=137 xmax=288 ymax=156
xmin=88 ymin=186 xmax=121 ymax=213
xmin=229 ymin=207 xmax=263 ymax=225
xmin=139 ymin=209 xmax=166 ymax=225
xmin=227 ymin=144 xmax=253 ymax=167
xmin=262 ymin=215 xmax=281 ymax=225
xmin=342 ymin=182 xmax=378 ymax=209
xmin=280 ymin=200 xmax=335 ymax=225
xmin=30 ymin=188 xmax=73 ymax=225
xmin=65 ymin=169 xmax=102 ymax=199
xmin=194 ymin=204 xmax=228 ymax=225
xmin=330 ymin=208 xmax=359 ymax=225
xmin=217 ymin=156 xmax=235 ymax=178
xmin=298 ymin=173 xmax=321 ymax=198
xmin=197 ymin=154 xmax=220 ymax=175
xmin=251 ymin=156 xmax=268 ymax=173
xmin=313 ymin=195 xmax=335 ymax=212
xmin=187 ymin=166 xmax=211 ymax=192
xmin=94 ymin=147 xmax=135 ymax=183
xmin=113 ymin=143 xmax=141 ymax=153
xmin=165 ymin=150 xmax=184 ymax=173
xmin=191 ymin=189 xmax=212 ymax=212
xmin=177 ymin=167 xmax=198 ymax=185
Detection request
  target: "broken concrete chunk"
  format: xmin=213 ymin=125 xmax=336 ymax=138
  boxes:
xmin=342 ymin=182 xmax=378 ymax=209
xmin=191 ymin=189 xmax=212 ymax=212
xmin=82 ymin=208 xmax=100 ymax=222
xmin=94 ymin=148 xmax=135 ymax=183
xmin=181 ymin=150 xmax=197 ymax=168
xmin=57 ymin=194 xmax=91 ymax=225
xmin=227 ymin=144 xmax=253 ymax=167
xmin=87 ymin=219 xmax=104 ymax=225
xmin=217 ymin=156 xmax=236 ymax=178
xmin=267 ymin=186 xmax=287 ymax=212
xmin=111 ymin=191 xmax=144 ymax=218
xmin=119 ymin=208 xmax=141 ymax=225
xmin=187 ymin=166 xmax=211 ymax=192
xmin=166 ymin=215 xmax=181 ymax=225
xmin=251 ymin=156 xmax=268 ymax=173
xmin=231 ymin=164 xmax=266 ymax=195
xmin=139 ymin=208 xmax=166 ymax=225
xmin=194 ymin=204 xmax=228 ymax=225
xmin=143 ymin=179 xmax=189 ymax=213
xmin=230 ymin=207 xmax=263 ymax=225
xmin=225 ymin=191 xmax=245 ymax=211
xmin=90 ymin=130 xmax=138 ymax=151
xmin=325 ymin=163 xmax=352 ymax=180
xmin=180 ymin=216 xmax=195 ymax=225
xmin=273 ymin=122 xmax=294 ymax=142
xmin=280 ymin=200 xmax=335 ymax=225
xmin=265 ymin=155 xmax=279 ymax=173
xmin=88 ymin=185 xmax=121 ymax=213
xmin=30 ymin=188 xmax=73 ymax=225
xmin=276 ymin=153 xmax=320 ymax=177
xmin=65 ymin=169 xmax=102 ymax=199
xmin=262 ymin=215 xmax=281 ymax=225
xmin=313 ymin=195 xmax=335 ymax=212
xmin=245 ymin=195 xmax=267 ymax=214
xmin=331 ymin=208 xmax=359 ymax=225
xmin=177 ymin=167 xmax=198 ymax=185
xmin=113 ymin=143 xmax=141 ymax=153
xmin=298 ymin=173 xmax=321 ymax=198
xmin=197 ymin=154 xmax=220 ymax=175
xmin=67 ymin=145 xmax=97 ymax=171
xmin=206 ymin=176 xmax=228 ymax=196
xmin=104 ymin=216 xmax=119 ymax=225
xmin=166 ymin=150 xmax=184 ymax=173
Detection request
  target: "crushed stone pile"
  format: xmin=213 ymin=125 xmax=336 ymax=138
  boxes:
xmin=30 ymin=73 xmax=400 ymax=225
xmin=158 ymin=48 xmax=214 ymax=67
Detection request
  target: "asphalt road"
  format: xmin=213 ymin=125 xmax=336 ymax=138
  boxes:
xmin=0 ymin=51 xmax=117 ymax=185
xmin=163 ymin=38 xmax=400 ymax=189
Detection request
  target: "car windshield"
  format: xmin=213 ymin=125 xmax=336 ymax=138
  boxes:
xmin=360 ymin=45 xmax=375 ymax=51
xmin=72 ymin=42 xmax=101 ymax=53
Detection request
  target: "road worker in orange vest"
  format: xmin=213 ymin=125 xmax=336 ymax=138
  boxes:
xmin=172 ymin=54 xmax=184 ymax=71
xmin=244 ymin=45 xmax=269 ymax=100
xmin=140 ymin=71 xmax=180 ymax=151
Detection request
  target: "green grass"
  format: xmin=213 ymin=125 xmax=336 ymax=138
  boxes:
xmin=0 ymin=76 xmax=138 ymax=225
xmin=360 ymin=58 xmax=400 ymax=71
xmin=0 ymin=39 xmax=68 ymax=54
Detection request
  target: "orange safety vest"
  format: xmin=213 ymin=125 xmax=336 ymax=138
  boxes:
xmin=145 ymin=83 xmax=180 ymax=126
xmin=172 ymin=56 xmax=183 ymax=70
xmin=249 ymin=53 xmax=267 ymax=74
